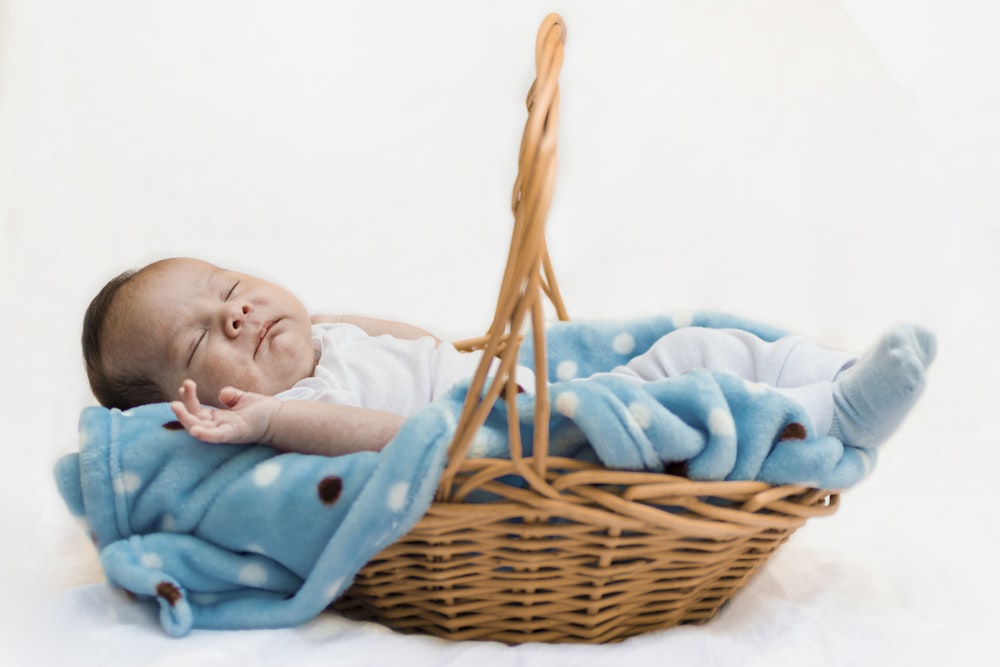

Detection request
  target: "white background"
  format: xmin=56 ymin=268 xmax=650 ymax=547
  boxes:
xmin=1 ymin=1 xmax=997 ymax=665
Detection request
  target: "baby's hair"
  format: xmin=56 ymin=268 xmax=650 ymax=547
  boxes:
xmin=82 ymin=268 xmax=166 ymax=409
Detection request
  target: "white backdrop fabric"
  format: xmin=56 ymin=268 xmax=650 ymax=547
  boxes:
xmin=1 ymin=1 xmax=997 ymax=665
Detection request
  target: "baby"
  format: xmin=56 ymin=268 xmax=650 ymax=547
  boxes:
xmin=83 ymin=257 xmax=936 ymax=457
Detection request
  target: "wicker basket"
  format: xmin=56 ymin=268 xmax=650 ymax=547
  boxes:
xmin=332 ymin=14 xmax=839 ymax=644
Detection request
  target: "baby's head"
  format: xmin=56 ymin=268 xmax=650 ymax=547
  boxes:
xmin=83 ymin=258 xmax=316 ymax=409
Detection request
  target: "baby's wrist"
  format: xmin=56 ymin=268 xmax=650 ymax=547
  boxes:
xmin=260 ymin=397 xmax=283 ymax=446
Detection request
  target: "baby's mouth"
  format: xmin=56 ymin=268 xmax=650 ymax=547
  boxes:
xmin=254 ymin=320 xmax=278 ymax=358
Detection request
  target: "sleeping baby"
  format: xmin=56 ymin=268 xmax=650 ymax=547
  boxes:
xmin=82 ymin=257 xmax=936 ymax=458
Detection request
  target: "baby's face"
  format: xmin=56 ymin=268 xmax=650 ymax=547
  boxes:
xmin=109 ymin=258 xmax=316 ymax=407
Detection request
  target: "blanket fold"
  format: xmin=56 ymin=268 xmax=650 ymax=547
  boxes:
xmin=55 ymin=313 xmax=873 ymax=636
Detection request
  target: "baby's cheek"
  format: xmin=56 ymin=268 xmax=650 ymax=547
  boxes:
xmin=203 ymin=356 xmax=260 ymax=396
xmin=269 ymin=335 xmax=315 ymax=386
xmin=231 ymin=366 xmax=265 ymax=394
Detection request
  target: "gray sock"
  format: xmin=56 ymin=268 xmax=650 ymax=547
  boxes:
xmin=829 ymin=324 xmax=936 ymax=448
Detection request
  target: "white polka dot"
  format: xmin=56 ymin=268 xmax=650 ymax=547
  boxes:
xmin=469 ymin=432 xmax=490 ymax=457
xmin=671 ymin=311 xmax=694 ymax=329
xmin=628 ymin=402 xmax=652 ymax=430
xmin=121 ymin=409 xmax=136 ymax=417
xmin=239 ymin=563 xmax=268 ymax=586
xmin=113 ymin=472 xmax=141 ymax=495
xmin=554 ymin=391 xmax=579 ymax=418
xmin=742 ymin=379 xmax=768 ymax=395
xmin=387 ymin=482 xmax=410 ymax=512
xmin=140 ymin=553 xmax=163 ymax=570
xmin=708 ymin=408 xmax=736 ymax=437
xmin=160 ymin=514 xmax=177 ymax=532
xmin=253 ymin=461 xmax=282 ymax=487
xmin=556 ymin=360 xmax=578 ymax=381
xmin=612 ymin=332 xmax=636 ymax=356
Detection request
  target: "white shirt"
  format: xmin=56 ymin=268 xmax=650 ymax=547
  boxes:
xmin=275 ymin=323 xmax=497 ymax=417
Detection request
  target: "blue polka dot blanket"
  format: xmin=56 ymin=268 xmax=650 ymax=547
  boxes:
xmin=54 ymin=312 xmax=874 ymax=637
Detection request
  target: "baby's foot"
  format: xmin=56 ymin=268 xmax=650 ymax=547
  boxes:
xmin=829 ymin=324 xmax=936 ymax=448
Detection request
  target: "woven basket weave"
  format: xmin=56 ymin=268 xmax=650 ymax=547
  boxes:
xmin=332 ymin=14 xmax=839 ymax=644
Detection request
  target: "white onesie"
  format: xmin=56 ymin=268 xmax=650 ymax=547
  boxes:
xmin=276 ymin=323 xmax=855 ymax=433
xmin=275 ymin=323 xmax=492 ymax=417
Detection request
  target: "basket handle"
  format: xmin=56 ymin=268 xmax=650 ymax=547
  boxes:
xmin=440 ymin=14 xmax=568 ymax=501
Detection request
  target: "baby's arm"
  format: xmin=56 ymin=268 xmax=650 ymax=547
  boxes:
xmin=311 ymin=314 xmax=442 ymax=344
xmin=170 ymin=380 xmax=403 ymax=455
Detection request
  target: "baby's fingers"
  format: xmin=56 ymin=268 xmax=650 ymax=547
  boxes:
xmin=170 ymin=400 xmax=205 ymax=432
xmin=178 ymin=379 xmax=203 ymax=415
xmin=187 ymin=423 xmax=236 ymax=444
xmin=218 ymin=386 xmax=245 ymax=409
xmin=169 ymin=403 xmax=233 ymax=444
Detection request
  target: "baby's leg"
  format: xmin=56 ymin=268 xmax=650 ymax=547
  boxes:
xmin=611 ymin=327 xmax=856 ymax=435
xmin=615 ymin=327 xmax=854 ymax=387
xmin=830 ymin=324 xmax=936 ymax=448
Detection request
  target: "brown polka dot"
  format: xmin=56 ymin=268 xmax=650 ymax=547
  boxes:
xmin=163 ymin=421 xmax=184 ymax=430
xmin=665 ymin=460 xmax=690 ymax=478
xmin=317 ymin=476 xmax=343 ymax=506
xmin=779 ymin=422 xmax=808 ymax=441
xmin=499 ymin=384 xmax=527 ymax=400
xmin=156 ymin=582 xmax=182 ymax=606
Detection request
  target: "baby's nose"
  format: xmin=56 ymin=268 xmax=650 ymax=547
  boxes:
xmin=225 ymin=303 xmax=252 ymax=337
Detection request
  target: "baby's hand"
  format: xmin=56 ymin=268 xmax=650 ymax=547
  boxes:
xmin=170 ymin=379 xmax=281 ymax=445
